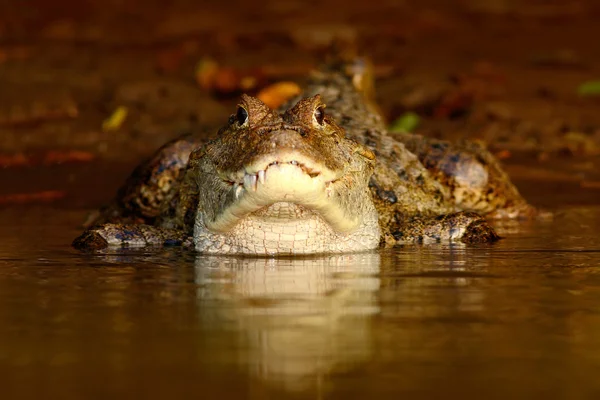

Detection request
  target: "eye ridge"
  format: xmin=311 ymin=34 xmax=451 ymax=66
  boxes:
xmin=236 ymin=106 xmax=249 ymax=125
xmin=314 ymin=106 xmax=325 ymax=125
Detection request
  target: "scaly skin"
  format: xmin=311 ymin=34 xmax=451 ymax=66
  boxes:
xmin=295 ymin=62 xmax=535 ymax=243
xmin=73 ymin=61 xmax=540 ymax=254
xmin=83 ymin=133 xmax=204 ymax=227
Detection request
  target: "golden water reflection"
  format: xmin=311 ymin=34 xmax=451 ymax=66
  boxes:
xmin=194 ymin=252 xmax=381 ymax=391
xmin=2 ymin=207 xmax=600 ymax=398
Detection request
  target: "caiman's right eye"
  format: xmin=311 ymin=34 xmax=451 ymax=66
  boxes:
xmin=314 ymin=106 xmax=325 ymax=126
xmin=236 ymin=106 xmax=248 ymax=125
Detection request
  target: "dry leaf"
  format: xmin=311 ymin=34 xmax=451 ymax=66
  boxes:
xmin=257 ymin=82 xmax=301 ymax=109
xmin=102 ymin=106 xmax=128 ymax=132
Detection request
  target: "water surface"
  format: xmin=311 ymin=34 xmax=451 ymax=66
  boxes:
xmin=1 ymin=206 xmax=599 ymax=399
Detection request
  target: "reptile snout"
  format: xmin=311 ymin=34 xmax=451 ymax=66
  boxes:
xmin=265 ymin=128 xmax=307 ymax=149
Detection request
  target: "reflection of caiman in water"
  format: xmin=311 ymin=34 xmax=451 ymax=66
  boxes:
xmin=193 ymin=245 xmax=495 ymax=392
xmin=73 ymin=61 xmax=539 ymax=255
xmin=194 ymin=252 xmax=381 ymax=391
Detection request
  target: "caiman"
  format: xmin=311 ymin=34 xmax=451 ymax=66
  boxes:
xmin=73 ymin=61 xmax=537 ymax=255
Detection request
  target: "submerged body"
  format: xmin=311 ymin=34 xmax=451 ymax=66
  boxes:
xmin=74 ymin=62 xmax=537 ymax=255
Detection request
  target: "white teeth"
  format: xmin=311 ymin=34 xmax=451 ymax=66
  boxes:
xmin=232 ymin=160 xmax=319 ymax=198
xmin=244 ymin=174 xmax=258 ymax=191
xmin=326 ymin=182 xmax=333 ymax=198
xmin=234 ymin=183 xmax=244 ymax=199
xmin=257 ymin=170 xmax=266 ymax=184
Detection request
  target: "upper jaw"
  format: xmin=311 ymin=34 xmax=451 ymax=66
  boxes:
xmin=219 ymin=150 xmax=341 ymax=187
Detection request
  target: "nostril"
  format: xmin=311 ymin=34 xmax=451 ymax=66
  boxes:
xmin=269 ymin=129 xmax=306 ymax=144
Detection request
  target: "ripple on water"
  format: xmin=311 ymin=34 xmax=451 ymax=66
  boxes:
xmin=0 ymin=206 xmax=599 ymax=398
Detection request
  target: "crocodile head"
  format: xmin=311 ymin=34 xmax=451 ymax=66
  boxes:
xmin=186 ymin=94 xmax=380 ymax=255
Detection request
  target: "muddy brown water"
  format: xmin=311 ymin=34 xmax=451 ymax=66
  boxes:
xmin=1 ymin=197 xmax=599 ymax=399
xmin=2 ymin=0 xmax=600 ymax=397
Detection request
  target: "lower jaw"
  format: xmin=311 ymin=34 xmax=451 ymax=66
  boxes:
xmin=193 ymin=212 xmax=380 ymax=256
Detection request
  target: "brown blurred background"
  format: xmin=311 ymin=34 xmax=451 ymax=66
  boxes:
xmin=1 ymin=0 xmax=599 ymax=208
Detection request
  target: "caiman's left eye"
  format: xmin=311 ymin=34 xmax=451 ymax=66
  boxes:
xmin=314 ymin=106 xmax=325 ymax=125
